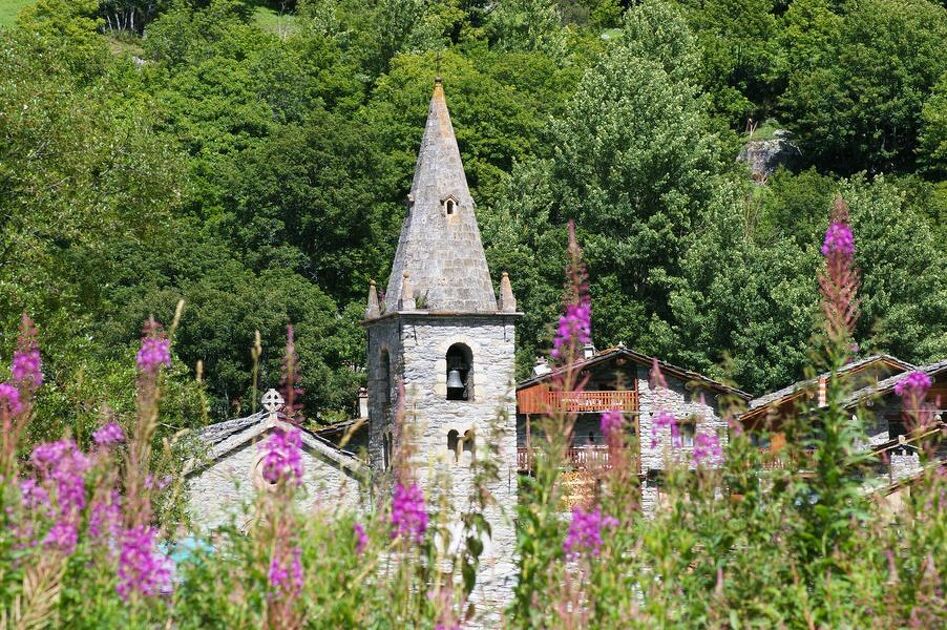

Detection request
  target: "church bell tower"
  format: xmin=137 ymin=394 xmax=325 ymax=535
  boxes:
xmin=362 ymin=78 xmax=520 ymax=615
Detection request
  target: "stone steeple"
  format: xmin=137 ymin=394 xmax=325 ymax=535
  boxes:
xmin=383 ymin=79 xmax=498 ymax=314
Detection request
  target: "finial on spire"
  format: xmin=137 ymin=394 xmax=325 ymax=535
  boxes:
xmin=499 ymin=272 xmax=517 ymax=313
xmin=435 ymin=50 xmax=442 ymax=84
xmin=365 ymin=280 xmax=380 ymax=319
xmin=399 ymin=272 xmax=417 ymax=311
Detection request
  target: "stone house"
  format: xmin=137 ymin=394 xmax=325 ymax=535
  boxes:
xmin=516 ymin=345 xmax=751 ymax=511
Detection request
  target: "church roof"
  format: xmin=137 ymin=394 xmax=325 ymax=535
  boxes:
xmin=382 ymin=79 xmax=498 ymax=314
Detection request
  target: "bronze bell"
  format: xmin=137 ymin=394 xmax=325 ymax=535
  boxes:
xmin=446 ymin=368 xmax=464 ymax=390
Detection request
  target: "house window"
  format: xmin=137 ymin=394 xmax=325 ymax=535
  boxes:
xmin=680 ymin=421 xmax=696 ymax=448
xmin=447 ymin=429 xmax=460 ymax=462
xmin=446 ymin=343 xmax=473 ymax=401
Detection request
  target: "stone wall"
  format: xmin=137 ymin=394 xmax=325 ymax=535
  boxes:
xmin=187 ymin=434 xmax=364 ymax=530
xmin=637 ymin=365 xmax=729 ymax=474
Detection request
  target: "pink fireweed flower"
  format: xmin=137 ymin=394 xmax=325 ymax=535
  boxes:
xmin=354 ymin=522 xmax=368 ymax=555
xmin=551 ymin=300 xmax=592 ymax=360
xmin=43 ymin=519 xmax=78 ymax=554
xmin=0 ymin=383 xmax=23 ymax=416
xmin=30 ymin=440 xmax=90 ymax=515
xmin=651 ymin=411 xmax=680 ymax=449
xmin=269 ymin=546 xmax=304 ymax=596
xmin=116 ymin=525 xmax=174 ymax=600
xmin=93 ymin=421 xmax=125 ymax=447
xmin=11 ymin=349 xmax=42 ymax=389
xmin=19 ymin=478 xmax=49 ymax=509
xmin=600 ymin=409 xmax=623 ymax=437
xmin=259 ymin=427 xmax=304 ymax=485
xmin=563 ymin=506 xmax=618 ymax=558
xmin=692 ymin=432 xmax=723 ymax=467
xmin=895 ymin=371 xmax=932 ymax=398
xmin=391 ymin=482 xmax=428 ymax=543
xmin=821 ymin=222 xmax=855 ymax=258
xmin=89 ymin=492 xmax=123 ymax=542
xmin=136 ymin=336 xmax=171 ymax=374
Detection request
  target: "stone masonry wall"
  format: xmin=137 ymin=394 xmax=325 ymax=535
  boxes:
xmin=187 ymin=437 xmax=364 ymax=530
xmin=636 ymin=365 xmax=729 ymax=475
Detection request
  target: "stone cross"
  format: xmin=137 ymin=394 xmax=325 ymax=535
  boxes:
xmin=262 ymin=389 xmax=284 ymax=415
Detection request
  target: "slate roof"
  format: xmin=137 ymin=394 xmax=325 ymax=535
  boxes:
xmin=382 ymin=79 xmax=498 ymax=314
xmin=746 ymin=354 xmax=914 ymax=412
xmin=517 ymin=345 xmax=751 ymax=400
xmin=842 ymin=357 xmax=947 ymax=409
xmin=189 ymin=410 xmax=365 ymax=477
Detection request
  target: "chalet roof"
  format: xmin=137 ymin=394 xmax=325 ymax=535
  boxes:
xmin=516 ymin=345 xmax=751 ymax=400
xmin=841 ymin=357 xmax=947 ymax=410
xmin=381 ymin=79 xmax=498 ymax=314
xmin=746 ymin=354 xmax=914 ymax=412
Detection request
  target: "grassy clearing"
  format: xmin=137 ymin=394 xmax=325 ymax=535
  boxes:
xmin=251 ymin=0 xmax=297 ymax=37
xmin=0 ymin=0 xmax=32 ymax=27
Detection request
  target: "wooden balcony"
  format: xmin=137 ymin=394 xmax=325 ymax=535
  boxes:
xmin=517 ymin=389 xmax=638 ymax=415
xmin=517 ymin=445 xmax=621 ymax=473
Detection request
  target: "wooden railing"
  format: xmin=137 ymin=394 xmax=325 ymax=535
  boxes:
xmin=518 ymin=445 xmax=626 ymax=473
xmin=517 ymin=390 xmax=638 ymax=415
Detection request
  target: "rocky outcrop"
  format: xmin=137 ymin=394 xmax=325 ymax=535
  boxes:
xmin=738 ymin=129 xmax=801 ymax=181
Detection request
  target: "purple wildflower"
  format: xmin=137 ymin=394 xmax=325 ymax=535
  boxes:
xmin=144 ymin=474 xmax=172 ymax=491
xmin=89 ymin=492 xmax=123 ymax=542
xmin=821 ymin=222 xmax=855 ymax=258
xmin=19 ymin=478 xmax=49 ymax=509
xmin=391 ymin=482 xmax=428 ymax=543
xmin=551 ymin=300 xmax=591 ymax=360
xmin=43 ymin=519 xmax=78 ymax=554
xmin=563 ymin=506 xmax=618 ymax=558
xmin=600 ymin=409 xmax=623 ymax=437
xmin=116 ymin=525 xmax=174 ymax=600
xmin=136 ymin=336 xmax=171 ymax=374
xmin=259 ymin=427 xmax=304 ymax=485
xmin=0 ymin=383 xmax=23 ymax=416
xmin=268 ymin=546 xmax=304 ymax=596
xmin=93 ymin=421 xmax=125 ymax=447
xmin=895 ymin=371 xmax=932 ymax=398
xmin=651 ymin=411 xmax=680 ymax=449
xmin=692 ymin=432 xmax=723 ymax=467
xmin=354 ymin=522 xmax=368 ymax=555
xmin=29 ymin=440 xmax=90 ymax=514
xmin=11 ymin=349 xmax=42 ymax=389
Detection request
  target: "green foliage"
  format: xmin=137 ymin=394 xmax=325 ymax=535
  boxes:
xmin=778 ymin=0 xmax=947 ymax=173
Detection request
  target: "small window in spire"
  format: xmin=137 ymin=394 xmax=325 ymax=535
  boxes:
xmin=442 ymin=195 xmax=459 ymax=216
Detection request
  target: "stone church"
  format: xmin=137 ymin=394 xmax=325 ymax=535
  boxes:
xmin=186 ymin=79 xmax=520 ymax=616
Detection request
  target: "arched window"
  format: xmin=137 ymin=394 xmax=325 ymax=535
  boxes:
xmin=446 ymin=343 xmax=473 ymax=401
xmin=446 ymin=199 xmax=456 ymax=215
xmin=447 ymin=430 xmax=459 ymax=462
xmin=462 ymin=429 xmax=475 ymax=462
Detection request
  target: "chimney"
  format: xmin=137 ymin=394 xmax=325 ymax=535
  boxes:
xmin=358 ymin=386 xmax=368 ymax=419
xmin=532 ymin=357 xmax=551 ymax=377
xmin=583 ymin=341 xmax=596 ymax=360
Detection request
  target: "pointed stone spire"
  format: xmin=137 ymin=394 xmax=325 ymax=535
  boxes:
xmin=384 ymin=79 xmax=498 ymax=314
xmin=498 ymin=272 xmax=517 ymax=313
xmin=365 ymin=280 xmax=380 ymax=319
xmin=399 ymin=272 xmax=416 ymax=310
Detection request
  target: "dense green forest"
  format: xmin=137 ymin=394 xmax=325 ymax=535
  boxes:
xmin=2 ymin=0 xmax=947 ymax=439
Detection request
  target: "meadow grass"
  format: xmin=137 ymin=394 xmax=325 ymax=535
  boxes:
xmin=0 ymin=0 xmax=32 ymax=27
